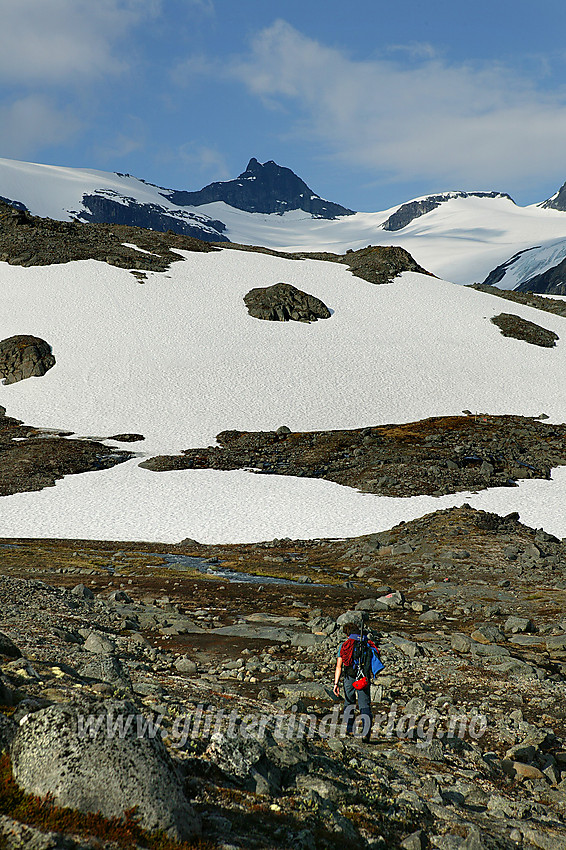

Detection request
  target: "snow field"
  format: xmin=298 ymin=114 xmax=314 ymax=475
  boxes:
xmin=1 ymin=248 xmax=566 ymax=541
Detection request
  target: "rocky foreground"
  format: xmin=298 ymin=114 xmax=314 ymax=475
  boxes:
xmin=1 ymin=505 xmax=566 ymax=849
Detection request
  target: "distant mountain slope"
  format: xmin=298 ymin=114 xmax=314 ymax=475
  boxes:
xmin=381 ymin=190 xmax=514 ymax=231
xmin=0 ymin=158 xmax=228 ymax=242
xmin=481 ymin=238 xmax=566 ymax=295
xmin=163 ymin=157 xmax=355 ymax=218
xmin=3 ymin=156 xmax=566 ymax=286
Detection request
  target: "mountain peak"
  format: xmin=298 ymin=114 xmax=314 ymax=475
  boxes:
xmin=244 ymin=157 xmax=262 ymax=172
xmin=541 ymin=179 xmax=566 ymax=212
xmin=163 ymin=158 xmax=355 ymax=219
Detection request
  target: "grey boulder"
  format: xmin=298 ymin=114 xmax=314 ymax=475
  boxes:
xmin=10 ymin=701 xmax=200 ymax=840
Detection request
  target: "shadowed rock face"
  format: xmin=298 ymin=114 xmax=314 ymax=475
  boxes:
xmin=244 ymin=282 xmax=331 ymax=323
xmin=78 ymin=193 xmax=228 ymax=241
xmin=541 ymin=179 xmax=566 ymax=212
xmin=0 ymin=335 xmax=55 ymax=385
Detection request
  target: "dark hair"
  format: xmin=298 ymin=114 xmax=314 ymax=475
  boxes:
xmin=342 ymin=621 xmax=360 ymax=635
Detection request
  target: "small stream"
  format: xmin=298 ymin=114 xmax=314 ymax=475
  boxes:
xmin=158 ymin=553 xmax=303 ymax=585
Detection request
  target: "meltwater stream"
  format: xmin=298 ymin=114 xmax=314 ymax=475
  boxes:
xmin=159 ymin=553 xmax=303 ymax=585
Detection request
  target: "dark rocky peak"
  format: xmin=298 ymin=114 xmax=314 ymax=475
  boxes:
xmin=541 ymin=180 xmax=566 ymax=212
xmin=162 ymin=158 xmax=355 ymax=219
xmin=382 ymin=191 xmax=514 ymax=232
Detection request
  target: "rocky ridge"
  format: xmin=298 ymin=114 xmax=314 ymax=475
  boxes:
xmin=0 ymin=199 xmax=429 ymax=287
xmin=140 ymin=414 xmax=566 ymax=499
xmin=382 ymin=192 xmax=514 ymax=232
xmin=541 ymin=180 xmax=566 ymax=212
xmin=1 ymin=504 xmax=566 ymax=848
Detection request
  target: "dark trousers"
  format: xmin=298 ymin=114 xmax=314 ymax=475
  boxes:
xmin=343 ymin=672 xmax=372 ymax=737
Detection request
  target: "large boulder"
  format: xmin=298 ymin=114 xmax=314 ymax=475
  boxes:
xmin=244 ymin=282 xmax=331 ymax=323
xmin=0 ymin=335 xmax=55 ymax=385
xmin=10 ymin=701 xmax=200 ymax=840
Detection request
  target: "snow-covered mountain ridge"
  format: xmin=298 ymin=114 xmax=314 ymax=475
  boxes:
xmin=3 ymin=155 xmax=566 ymax=288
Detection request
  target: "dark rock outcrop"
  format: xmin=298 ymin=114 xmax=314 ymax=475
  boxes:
xmin=78 ymin=193 xmax=228 ymax=241
xmin=244 ymin=282 xmax=331 ymax=323
xmin=0 ymin=335 xmax=55 ymax=385
xmin=139 ymin=414 xmax=566 ymax=498
xmin=541 ymin=179 xmax=566 ymax=212
xmin=382 ymin=191 xmax=514 ymax=231
xmin=0 ymin=632 xmax=22 ymax=659
xmin=164 ymin=157 xmax=354 ymax=219
xmin=10 ymin=701 xmax=201 ymax=840
xmin=339 ymin=244 xmax=429 ymax=285
xmin=490 ymin=313 xmax=559 ymax=347
xmin=0 ymin=196 xmax=28 ymax=213
xmin=0 ymin=410 xmax=133 ymax=497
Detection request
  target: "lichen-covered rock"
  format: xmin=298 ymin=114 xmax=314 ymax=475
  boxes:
xmin=10 ymin=701 xmax=200 ymax=840
xmin=244 ymin=282 xmax=331 ymax=323
xmin=0 ymin=335 xmax=55 ymax=385
xmin=490 ymin=313 xmax=559 ymax=347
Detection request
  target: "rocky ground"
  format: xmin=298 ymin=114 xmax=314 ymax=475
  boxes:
xmin=5 ymin=406 xmax=566 ymax=503
xmin=470 ymin=285 xmax=566 ymax=320
xmin=140 ymin=414 xmax=566 ymax=499
xmin=0 ymin=407 xmax=135 ymax=497
xmin=1 ymin=504 xmax=566 ymax=849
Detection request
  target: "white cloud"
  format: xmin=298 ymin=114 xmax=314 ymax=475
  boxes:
xmin=176 ymin=143 xmax=230 ymax=181
xmin=231 ymin=20 xmax=566 ymax=192
xmin=0 ymin=95 xmax=82 ymax=158
xmin=170 ymin=54 xmax=217 ymax=88
xmin=0 ymin=0 xmax=160 ymax=83
xmin=93 ymin=118 xmax=146 ymax=163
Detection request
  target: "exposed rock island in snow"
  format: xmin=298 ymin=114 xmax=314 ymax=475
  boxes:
xmin=1 ymin=192 xmax=566 ymax=542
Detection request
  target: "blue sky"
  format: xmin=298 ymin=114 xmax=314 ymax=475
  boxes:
xmin=1 ymin=0 xmax=566 ymax=210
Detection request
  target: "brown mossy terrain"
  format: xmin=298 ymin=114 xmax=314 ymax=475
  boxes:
xmin=0 ymin=200 xmax=430 ymax=286
xmin=140 ymin=413 xmax=566 ymax=498
xmin=1 ymin=505 xmax=566 ymax=847
xmin=0 ymin=409 xmax=133 ymax=496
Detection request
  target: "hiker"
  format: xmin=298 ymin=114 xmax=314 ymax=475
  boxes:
xmin=333 ymin=620 xmax=382 ymax=742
